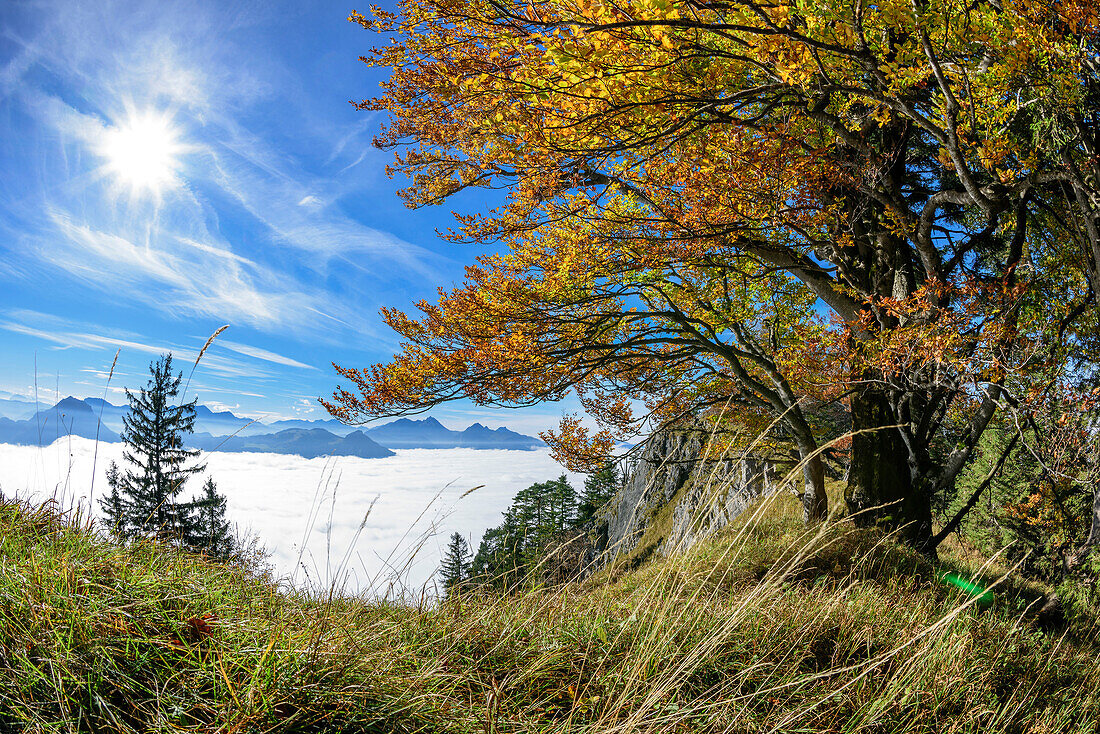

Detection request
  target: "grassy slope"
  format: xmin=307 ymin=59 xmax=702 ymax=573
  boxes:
xmin=1 ymin=490 xmax=1099 ymax=733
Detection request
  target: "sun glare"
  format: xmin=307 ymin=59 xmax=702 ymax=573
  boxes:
xmin=98 ymin=110 xmax=185 ymax=196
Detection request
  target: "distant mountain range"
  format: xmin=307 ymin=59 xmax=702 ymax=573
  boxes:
xmin=366 ymin=417 xmax=542 ymax=450
xmin=189 ymin=429 xmax=394 ymax=459
xmin=0 ymin=397 xmax=121 ymax=446
xmin=0 ymin=396 xmax=542 ymax=458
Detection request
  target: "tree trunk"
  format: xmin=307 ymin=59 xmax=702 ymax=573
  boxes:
xmin=1086 ymin=484 xmax=1100 ymax=549
xmin=800 ymin=450 xmax=828 ymax=524
xmin=845 ymin=380 xmax=934 ymax=554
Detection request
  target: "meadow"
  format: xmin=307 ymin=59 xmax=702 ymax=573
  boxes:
xmin=1 ymin=478 xmax=1097 ymax=732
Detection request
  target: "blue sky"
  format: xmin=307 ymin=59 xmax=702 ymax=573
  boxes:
xmin=0 ymin=0 xmax=574 ymax=433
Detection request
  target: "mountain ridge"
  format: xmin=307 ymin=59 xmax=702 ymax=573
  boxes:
xmin=0 ymin=396 xmax=543 ymax=456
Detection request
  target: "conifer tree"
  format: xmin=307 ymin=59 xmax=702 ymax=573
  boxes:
xmin=98 ymin=460 xmax=128 ymax=536
xmin=116 ymin=354 xmax=204 ymax=543
xmin=187 ymin=477 xmax=235 ymax=560
xmin=470 ymin=476 xmax=579 ymax=590
xmin=470 ymin=525 xmax=508 ymax=585
xmin=576 ymin=464 xmax=619 ymax=527
xmin=547 ymin=475 xmax=577 ymax=536
xmin=439 ymin=532 xmax=471 ymax=597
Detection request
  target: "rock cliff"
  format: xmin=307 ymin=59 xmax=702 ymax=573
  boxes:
xmin=592 ymin=426 xmax=790 ymax=567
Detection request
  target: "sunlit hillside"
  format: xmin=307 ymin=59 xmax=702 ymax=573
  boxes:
xmin=3 ymin=484 xmax=1098 ymax=733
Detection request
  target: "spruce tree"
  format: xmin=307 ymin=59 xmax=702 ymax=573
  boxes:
xmin=576 ymin=464 xmax=619 ymax=527
xmin=98 ymin=461 xmax=128 ymax=537
xmin=470 ymin=526 xmax=506 ymax=585
xmin=186 ymin=477 xmax=235 ymax=560
xmin=545 ymin=475 xmax=577 ymax=535
xmin=439 ymin=532 xmax=471 ymax=597
xmin=116 ymin=354 xmax=204 ymax=544
xmin=470 ymin=477 xmax=580 ymax=590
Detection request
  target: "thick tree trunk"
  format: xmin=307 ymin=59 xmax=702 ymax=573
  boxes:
xmin=845 ymin=380 xmax=934 ymax=554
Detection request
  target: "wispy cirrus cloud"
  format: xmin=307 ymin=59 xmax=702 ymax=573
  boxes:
xmin=217 ymin=340 xmax=317 ymax=371
xmin=0 ymin=312 xmax=272 ymax=381
xmin=2 ymin=0 xmax=444 ymax=344
xmin=44 ymin=211 xmax=315 ymax=332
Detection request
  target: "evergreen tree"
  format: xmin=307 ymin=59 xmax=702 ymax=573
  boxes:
xmin=470 ymin=476 xmax=578 ymax=590
xmin=471 ymin=520 xmax=526 ymax=589
xmin=186 ymin=477 xmax=235 ymax=560
xmin=470 ymin=525 xmax=505 ymax=584
xmin=545 ymin=475 xmax=577 ymax=535
xmin=98 ymin=461 xmax=128 ymax=537
xmin=576 ymin=464 xmax=619 ymax=527
xmin=116 ymin=354 xmax=204 ymax=544
xmin=439 ymin=532 xmax=471 ymax=597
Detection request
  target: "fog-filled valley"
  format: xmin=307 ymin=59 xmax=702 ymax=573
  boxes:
xmin=0 ymin=437 xmax=581 ymax=595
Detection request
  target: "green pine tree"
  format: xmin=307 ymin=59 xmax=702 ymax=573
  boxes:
xmin=470 ymin=476 xmax=579 ymax=590
xmin=98 ymin=461 xmax=128 ymax=537
xmin=439 ymin=532 xmax=471 ymax=597
xmin=576 ymin=464 xmax=619 ymax=527
xmin=115 ymin=354 xmax=204 ymax=544
xmin=187 ymin=476 xmax=235 ymax=560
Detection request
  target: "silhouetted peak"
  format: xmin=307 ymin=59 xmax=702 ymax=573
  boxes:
xmin=52 ymin=397 xmax=94 ymax=414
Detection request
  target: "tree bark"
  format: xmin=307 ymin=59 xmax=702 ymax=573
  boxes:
xmin=1086 ymin=484 xmax=1100 ymax=550
xmin=800 ymin=450 xmax=828 ymax=524
xmin=845 ymin=378 xmax=934 ymax=554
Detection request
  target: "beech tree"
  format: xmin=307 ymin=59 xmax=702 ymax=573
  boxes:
xmin=329 ymin=0 xmax=1100 ymax=553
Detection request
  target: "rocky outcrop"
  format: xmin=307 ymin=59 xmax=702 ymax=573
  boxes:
xmin=665 ymin=456 xmax=781 ymax=552
xmin=593 ymin=426 xmax=789 ymax=567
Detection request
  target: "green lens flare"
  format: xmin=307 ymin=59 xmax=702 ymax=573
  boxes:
xmin=942 ymin=573 xmax=995 ymax=609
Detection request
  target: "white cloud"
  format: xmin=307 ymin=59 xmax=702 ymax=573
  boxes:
xmin=0 ymin=314 xmax=275 ymax=382
xmin=3 ymin=0 xmax=436 ymax=344
xmin=205 ymin=147 xmax=448 ymax=282
xmin=217 ymin=340 xmax=317 ymax=370
xmin=0 ymin=439 xmax=581 ymax=597
xmin=41 ymin=210 xmax=339 ymax=334
xmin=324 ymin=116 xmax=376 ymax=166
xmin=0 ymin=321 xmax=84 ymax=348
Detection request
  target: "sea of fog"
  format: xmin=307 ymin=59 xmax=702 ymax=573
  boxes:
xmin=0 ymin=438 xmax=582 ymax=598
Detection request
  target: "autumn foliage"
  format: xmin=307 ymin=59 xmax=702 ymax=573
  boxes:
xmin=329 ymin=0 xmax=1100 ymax=553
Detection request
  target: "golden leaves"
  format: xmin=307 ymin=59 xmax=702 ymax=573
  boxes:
xmin=330 ymin=0 xmax=1100 ymax=469
xmin=541 ymin=414 xmax=616 ymax=472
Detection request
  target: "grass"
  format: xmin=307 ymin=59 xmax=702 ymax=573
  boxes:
xmin=1 ymin=486 xmax=1099 ymax=733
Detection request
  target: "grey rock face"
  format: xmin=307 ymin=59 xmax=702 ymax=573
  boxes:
xmin=595 ymin=426 xmax=787 ymax=565
xmin=664 ymin=457 xmax=779 ymax=554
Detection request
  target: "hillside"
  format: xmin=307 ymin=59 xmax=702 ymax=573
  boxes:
xmin=2 ymin=488 xmax=1099 ymax=733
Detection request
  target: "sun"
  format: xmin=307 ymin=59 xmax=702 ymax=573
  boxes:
xmin=97 ymin=110 xmax=185 ymax=196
